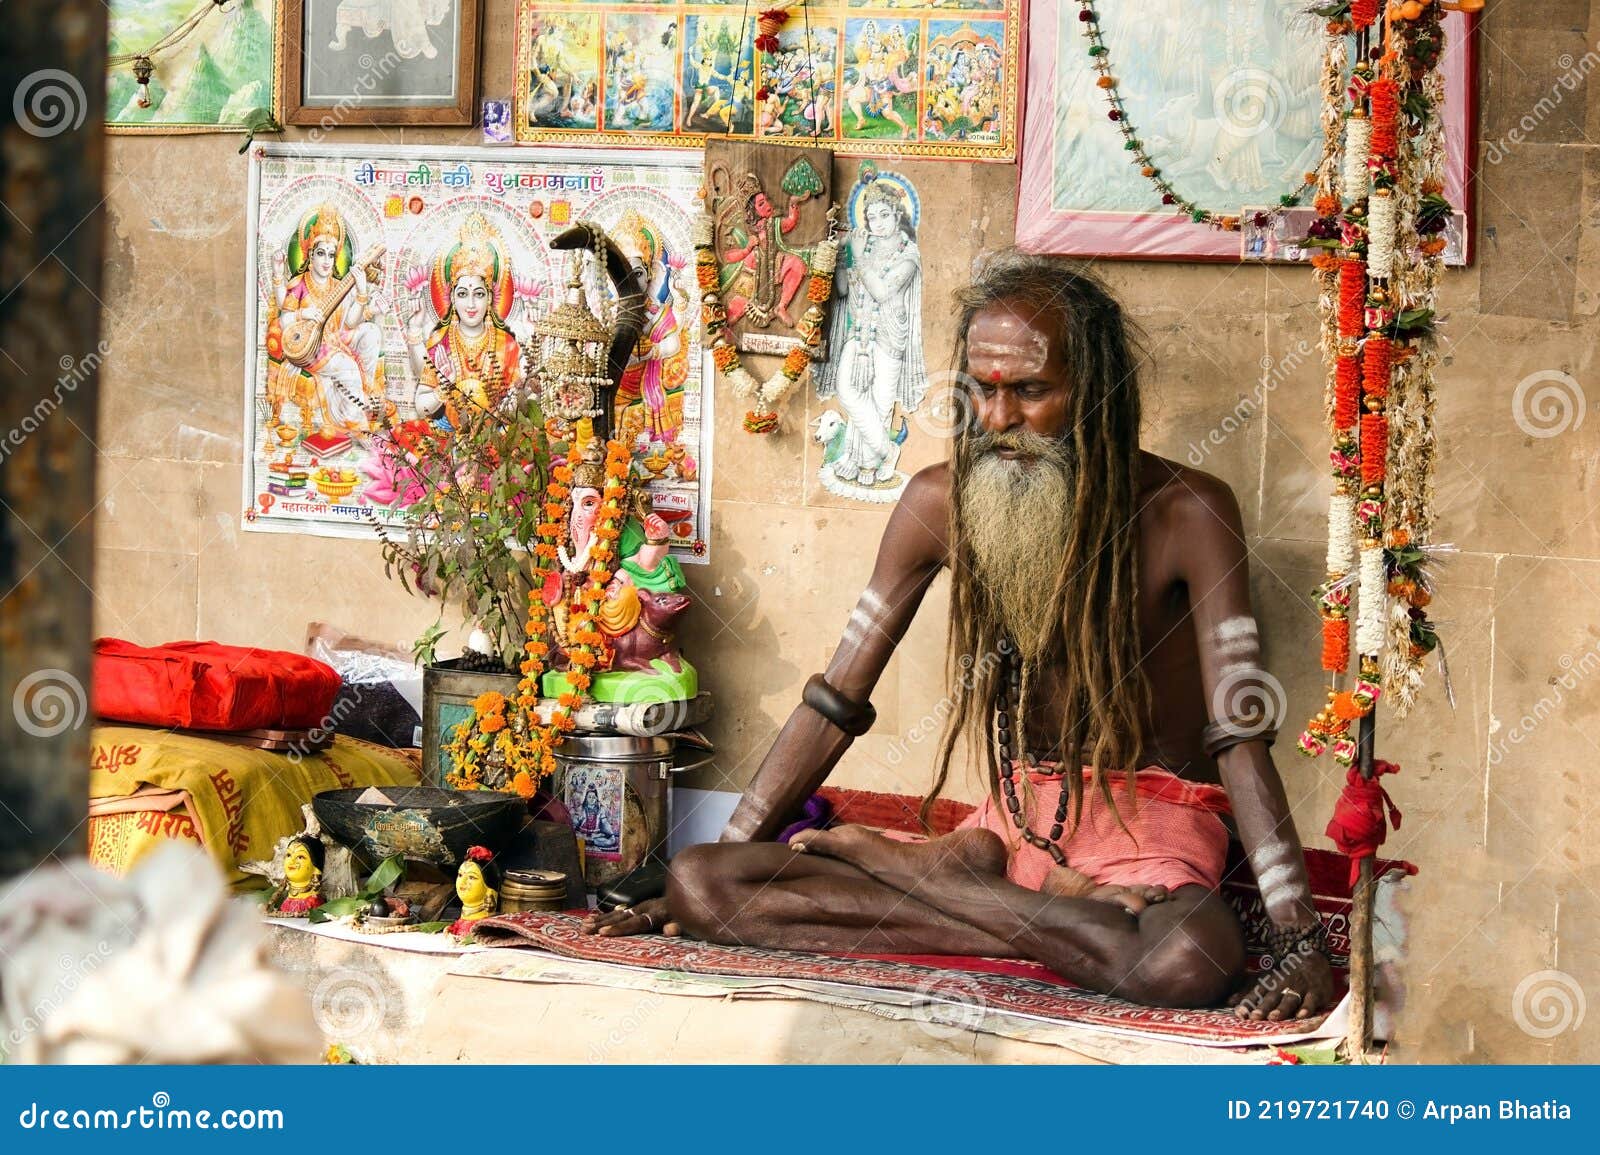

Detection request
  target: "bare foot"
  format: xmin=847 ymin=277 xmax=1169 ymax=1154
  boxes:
xmin=1041 ymin=865 xmax=1167 ymax=915
xmin=1086 ymin=882 xmax=1170 ymax=917
xmin=790 ymin=825 xmax=1007 ymax=883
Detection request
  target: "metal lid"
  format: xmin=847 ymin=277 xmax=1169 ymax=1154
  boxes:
xmin=554 ymin=734 xmax=674 ymax=762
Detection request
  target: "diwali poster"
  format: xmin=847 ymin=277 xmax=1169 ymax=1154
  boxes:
xmin=107 ymin=0 xmax=280 ymax=132
xmin=242 ymin=143 xmax=713 ymax=563
xmin=514 ymin=0 xmax=1022 ymax=161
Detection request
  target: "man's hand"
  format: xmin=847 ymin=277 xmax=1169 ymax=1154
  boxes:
xmin=578 ymin=896 xmax=679 ymax=938
xmin=1229 ymin=945 xmax=1336 ymax=1021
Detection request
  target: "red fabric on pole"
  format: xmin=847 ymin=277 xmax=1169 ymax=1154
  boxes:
xmin=1325 ymin=759 xmax=1406 ymax=888
xmin=92 ymin=638 xmax=341 ymax=732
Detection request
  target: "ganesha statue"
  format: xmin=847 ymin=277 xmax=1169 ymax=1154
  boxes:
xmin=541 ymin=439 xmax=697 ymax=705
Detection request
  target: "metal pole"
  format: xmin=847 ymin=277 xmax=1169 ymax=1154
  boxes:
xmin=1345 ymin=708 xmax=1378 ymax=1057
xmin=0 ymin=2 xmax=108 ymax=877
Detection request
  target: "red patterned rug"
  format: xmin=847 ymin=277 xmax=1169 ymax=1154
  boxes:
xmin=472 ymin=911 xmax=1333 ymax=1045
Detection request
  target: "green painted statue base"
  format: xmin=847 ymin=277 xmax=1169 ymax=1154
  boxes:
xmin=542 ymin=659 xmax=698 ymax=705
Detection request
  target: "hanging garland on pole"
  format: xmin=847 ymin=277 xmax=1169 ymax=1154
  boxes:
xmin=1298 ymin=0 xmax=1462 ymax=761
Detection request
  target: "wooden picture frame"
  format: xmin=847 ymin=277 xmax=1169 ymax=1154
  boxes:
xmin=283 ymin=0 xmax=481 ymax=126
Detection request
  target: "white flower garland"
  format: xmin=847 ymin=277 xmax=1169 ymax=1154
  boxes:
xmin=1342 ymin=115 xmax=1372 ymax=202
xmin=694 ymin=210 xmax=840 ymax=427
xmin=1366 ymin=188 xmax=1398 ymax=280
xmin=1356 ymin=544 xmax=1387 ymax=655
xmin=1326 ymin=490 xmax=1356 ymax=574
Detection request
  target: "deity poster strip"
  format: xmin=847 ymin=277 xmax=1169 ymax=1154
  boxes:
xmin=242 ymin=143 xmax=713 ymax=563
xmin=705 ymin=139 xmax=835 ymax=359
xmin=513 ymin=0 xmax=1022 ymax=162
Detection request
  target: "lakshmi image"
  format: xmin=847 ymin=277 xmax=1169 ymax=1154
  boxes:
xmin=446 ymin=845 xmax=500 ymax=937
xmin=613 ymin=209 xmax=689 ymax=443
xmin=268 ymin=835 xmax=325 ymax=917
xmin=402 ymin=212 xmax=524 ymax=427
xmin=265 ymin=202 xmax=388 ymax=435
xmin=816 ymin=171 xmax=926 ymax=500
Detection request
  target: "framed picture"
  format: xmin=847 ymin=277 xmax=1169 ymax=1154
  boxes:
xmin=512 ymin=0 xmax=1024 ymax=162
xmin=106 ymin=0 xmax=282 ymax=133
xmin=283 ymin=0 xmax=481 ymax=125
xmin=1017 ymin=1 xmax=1477 ymax=263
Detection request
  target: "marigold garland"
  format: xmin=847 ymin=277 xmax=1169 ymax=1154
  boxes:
xmin=445 ymin=434 xmax=636 ymax=796
xmin=694 ymin=210 xmax=839 ymax=434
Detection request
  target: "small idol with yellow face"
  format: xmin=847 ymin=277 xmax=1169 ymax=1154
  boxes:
xmin=272 ymin=835 xmax=326 ymax=916
xmin=447 ymin=846 xmax=501 ymax=937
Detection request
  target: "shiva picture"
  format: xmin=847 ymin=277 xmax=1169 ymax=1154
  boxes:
xmin=756 ymin=24 xmax=838 ymax=139
xmin=262 ymin=201 xmax=390 ymax=440
xmin=525 ymin=12 xmax=600 ymax=130
xmin=566 ymin=764 xmax=623 ymax=858
xmin=815 ymin=165 xmax=925 ymax=503
xmin=923 ymin=21 xmax=1006 ymax=144
xmin=841 ymin=18 xmax=919 ymax=141
xmin=681 ymin=14 xmax=757 ymax=135
xmin=604 ymin=12 xmax=679 ymax=133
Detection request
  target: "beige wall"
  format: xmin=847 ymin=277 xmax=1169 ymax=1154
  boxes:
xmin=94 ymin=2 xmax=1597 ymax=1061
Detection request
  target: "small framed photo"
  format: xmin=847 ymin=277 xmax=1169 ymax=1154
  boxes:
xmin=481 ymin=99 xmax=512 ymax=144
xmin=284 ymin=0 xmax=482 ymax=126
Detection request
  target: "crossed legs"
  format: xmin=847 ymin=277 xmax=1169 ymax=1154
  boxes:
xmin=667 ymin=826 xmax=1246 ymax=1009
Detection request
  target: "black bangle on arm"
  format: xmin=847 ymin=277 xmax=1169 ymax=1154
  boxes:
xmin=801 ymin=674 xmax=877 ymax=737
xmin=1201 ymin=714 xmax=1279 ymax=760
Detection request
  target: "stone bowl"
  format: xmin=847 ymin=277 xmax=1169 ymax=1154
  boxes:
xmin=312 ymin=786 xmax=526 ymax=870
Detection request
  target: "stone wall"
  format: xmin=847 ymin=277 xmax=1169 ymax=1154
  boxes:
xmin=93 ymin=2 xmax=1595 ymax=1060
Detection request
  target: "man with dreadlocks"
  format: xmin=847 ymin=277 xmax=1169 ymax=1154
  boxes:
xmin=582 ymin=250 xmax=1335 ymax=1018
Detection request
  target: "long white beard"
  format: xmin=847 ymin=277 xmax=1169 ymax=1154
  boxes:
xmin=957 ymin=435 xmax=1074 ymax=663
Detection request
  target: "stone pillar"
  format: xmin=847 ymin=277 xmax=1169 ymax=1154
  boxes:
xmin=0 ymin=2 xmax=108 ymax=876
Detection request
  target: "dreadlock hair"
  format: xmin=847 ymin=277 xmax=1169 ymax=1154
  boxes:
xmin=922 ymin=249 xmax=1151 ymax=833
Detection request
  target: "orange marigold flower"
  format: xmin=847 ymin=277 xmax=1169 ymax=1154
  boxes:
xmin=558 ymin=692 xmax=583 ymax=709
xmin=552 ymin=465 xmax=574 ymax=484
xmin=712 ymin=343 xmax=739 ymax=370
xmin=1331 ymin=691 xmax=1364 ymax=721
xmin=512 ymin=771 xmax=537 ymax=800
xmin=472 ymin=691 xmax=507 ymax=713
xmin=806 ymin=275 xmax=831 ymax=303
xmin=782 ymin=347 xmax=810 ymax=377
xmin=480 ymin=713 xmax=506 ymax=734
xmin=567 ymin=672 xmax=592 ymax=691
xmin=535 ymin=543 xmax=559 ymax=559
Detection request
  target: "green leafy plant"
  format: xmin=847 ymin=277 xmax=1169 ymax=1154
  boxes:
xmin=307 ymin=854 xmax=406 ymax=923
xmin=372 ymin=391 xmax=551 ymax=670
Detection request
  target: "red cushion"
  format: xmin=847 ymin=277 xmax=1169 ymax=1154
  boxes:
xmin=92 ymin=639 xmax=341 ymax=732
